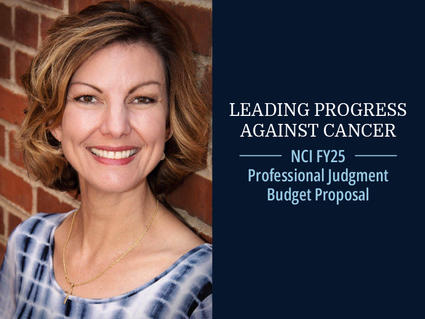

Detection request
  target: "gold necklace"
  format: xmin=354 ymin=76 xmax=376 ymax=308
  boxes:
xmin=62 ymin=199 xmax=159 ymax=304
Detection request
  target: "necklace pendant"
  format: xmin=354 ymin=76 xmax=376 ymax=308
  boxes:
xmin=64 ymin=284 xmax=75 ymax=304
xmin=64 ymin=293 xmax=70 ymax=304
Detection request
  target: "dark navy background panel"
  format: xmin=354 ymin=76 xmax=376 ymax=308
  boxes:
xmin=213 ymin=1 xmax=424 ymax=318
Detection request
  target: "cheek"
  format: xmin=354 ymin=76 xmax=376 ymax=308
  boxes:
xmin=61 ymin=107 xmax=100 ymax=141
xmin=130 ymin=109 xmax=168 ymax=143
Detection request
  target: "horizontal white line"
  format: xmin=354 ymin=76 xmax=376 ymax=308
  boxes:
xmin=239 ymin=154 xmax=283 ymax=158
xmin=354 ymin=154 xmax=398 ymax=157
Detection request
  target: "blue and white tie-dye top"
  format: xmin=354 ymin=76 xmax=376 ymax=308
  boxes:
xmin=0 ymin=212 xmax=212 ymax=319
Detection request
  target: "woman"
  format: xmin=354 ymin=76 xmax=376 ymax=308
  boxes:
xmin=0 ymin=1 xmax=211 ymax=318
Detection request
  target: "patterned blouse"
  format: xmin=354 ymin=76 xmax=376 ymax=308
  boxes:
xmin=0 ymin=212 xmax=212 ymax=319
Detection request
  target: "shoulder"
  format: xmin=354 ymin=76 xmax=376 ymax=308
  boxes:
xmin=13 ymin=212 xmax=70 ymax=233
xmin=185 ymin=243 xmax=212 ymax=267
xmin=2 ymin=212 xmax=71 ymax=276
xmin=8 ymin=212 xmax=72 ymax=245
xmin=160 ymin=243 xmax=212 ymax=285
xmin=191 ymin=243 xmax=212 ymax=261
xmin=189 ymin=243 xmax=212 ymax=279
xmin=174 ymin=243 xmax=212 ymax=283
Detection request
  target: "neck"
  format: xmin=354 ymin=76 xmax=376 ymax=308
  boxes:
xmin=72 ymin=181 xmax=158 ymax=257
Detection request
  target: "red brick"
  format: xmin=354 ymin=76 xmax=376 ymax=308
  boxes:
xmin=9 ymin=131 xmax=25 ymax=168
xmin=0 ymin=243 xmax=5 ymax=265
xmin=37 ymin=188 xmax=73 ymax=213
xmin=152 ymin=1 xmax=211 ymax=56
xmin=15 ymin=7 xmax=39 ymax=49
xmin=0 ymin=207 xmax=4 ymax=236
xmin=0 ymin=125 xmax=5 ymax=158
xmin=172 ymin=5 xmax=211 ymax=56
xmin=15 ymin=50 xmax=33 ymax=87
xmin=8 ymin=213 xmax=22 ymax=236
xmin=33 ymin=0 xmax=64 ymax=10
xmin=0 ymin=3 xmax=13 ymax=40
xmin=167 ymin=174 xmax=212 ymax=225
xmin=0 ymin=85 xmax=27 ymax=125
xmin=69 ymin=0 xmax=102 ymax=14
xmin=40 ymin=15 xmax=55 ymax=42
xmin=0 ymin=44 xmax=10 ymax=79
xmin=0 ymin=166 xmax=32 ymax=212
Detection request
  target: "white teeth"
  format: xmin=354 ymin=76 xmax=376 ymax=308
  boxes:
xmin=90 ymin=148 xmax=137 ymax=159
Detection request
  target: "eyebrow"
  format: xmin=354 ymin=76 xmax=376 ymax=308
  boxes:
xmin=69 ymin=81 xmax=162 ymax=94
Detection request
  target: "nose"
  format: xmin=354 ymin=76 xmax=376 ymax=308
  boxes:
xmin=99 ymin=102 xmax=131 ymax=138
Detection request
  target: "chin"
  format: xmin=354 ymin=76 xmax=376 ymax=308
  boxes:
xmin=81 ymin=175 xmax=147 ymax=194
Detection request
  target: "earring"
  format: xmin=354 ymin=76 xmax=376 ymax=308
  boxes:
xmin=161 ymin=152 xmax=166 ymax=160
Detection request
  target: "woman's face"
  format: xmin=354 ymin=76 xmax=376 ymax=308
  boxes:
xmin=52 ymin=42 xmax=169 ymax=194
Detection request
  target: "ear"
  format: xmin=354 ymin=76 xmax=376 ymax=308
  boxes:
xmin=50 ymin=125 xmax=63 ymax=142
xmin=165 ymin=127 xmax=173 ymax=142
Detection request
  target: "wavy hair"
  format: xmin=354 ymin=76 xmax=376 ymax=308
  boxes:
xmin=17 ymin=1 xmax=210 ymax=200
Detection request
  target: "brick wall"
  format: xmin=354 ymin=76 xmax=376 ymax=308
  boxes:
xmin=0 ymin=0 xmax=212 ymax=263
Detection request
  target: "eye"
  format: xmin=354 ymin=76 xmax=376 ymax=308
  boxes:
xmin=131 ymin=96 xmax=156 ymax=104
xmin=74 ymin=95 xmax=98 ymax=104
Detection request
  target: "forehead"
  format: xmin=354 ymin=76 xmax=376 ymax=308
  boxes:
xmin=70 ymin=42 xmax=166 ymax=88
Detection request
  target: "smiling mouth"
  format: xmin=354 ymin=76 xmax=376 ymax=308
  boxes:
xmin=89 ymin=147 xmax=139 ymax=159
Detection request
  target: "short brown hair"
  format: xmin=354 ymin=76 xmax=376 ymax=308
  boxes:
xmin=17 ymin=1 xmax=210 ymax=200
